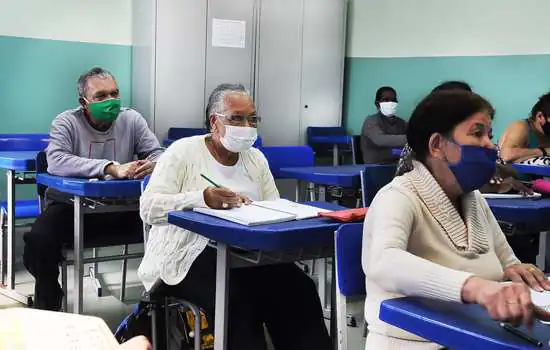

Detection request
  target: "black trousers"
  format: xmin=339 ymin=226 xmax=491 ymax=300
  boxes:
xmin=164 ymin=247 xmax=332 ymax=350
xmin=23 ymin=202 xmax=142 ymax=311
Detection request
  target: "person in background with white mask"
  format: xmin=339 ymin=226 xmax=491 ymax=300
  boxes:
xmin=360 ymin=86 xmax=407 ymax=163
xmin=138 ymin=84 xmax=332 ymax=350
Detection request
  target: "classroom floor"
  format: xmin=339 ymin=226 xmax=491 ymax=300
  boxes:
xmin=0 ymin=246 xmax=367 ymax=349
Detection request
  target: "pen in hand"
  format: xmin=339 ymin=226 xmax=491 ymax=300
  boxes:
xmin=500 ymin=323 xmax=543 ymax=347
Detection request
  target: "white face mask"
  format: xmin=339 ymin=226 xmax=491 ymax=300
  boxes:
xmin=379 ymin=102 xmax=398 ymax=117
xmin=220 ymin=125 xmax=258 ymax=153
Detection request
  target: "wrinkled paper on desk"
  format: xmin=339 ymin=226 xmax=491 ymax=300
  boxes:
xmin=0 ymin=308 xmax=119 ymax=349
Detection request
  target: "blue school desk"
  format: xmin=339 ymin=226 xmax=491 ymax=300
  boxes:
xmin=380 ymin=296 xmax=550 ymax=349
xmin=168 ymin=201 xmax=345 ymax=350
xmin=0 ymin=151 xmax=41 ymax=306
xmin=392 ymin=148 xmax=403 ymax=157
xmin=308 ymin=135 xmax=354 ymax=166
xmin=279 ymin=164 xmax=380 ymax=202
xmin=487 ymin=197 xmax=550 ymax=270
xmin=35 ymin=174 xmax=144 ymax=314
xmin=513 ymin=164 xmax=550 ymax=177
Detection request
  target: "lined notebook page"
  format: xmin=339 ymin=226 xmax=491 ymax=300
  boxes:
xmin=252 ymin=199 xmax=331 ymax=220
xmin=194 ymin=205 xmax=296 ymax=226
xmin=0 ymin=308 xmax=119 ymax=349
xmin=531 ymin=289 xmax=550 ymax=312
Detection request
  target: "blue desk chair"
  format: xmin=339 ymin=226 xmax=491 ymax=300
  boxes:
xmin=167 ymin=128 xmax=208 ymax=140
xmin=35 ymin=152 xmax=142 ymax=310
xmin=360 ymin=164 xmax=396 ymax=207
xmin=335 ymin=223 xmax=365 ymax=350
xmin=260 ymin=145 xmax=315 ymax=202
xmin=0 ymin=200 xmax=40 ymax=287
xmin=136 ymin=175 xmax=202 ymax=350
xmin=306 ymin=126 xmax=354 ymax=165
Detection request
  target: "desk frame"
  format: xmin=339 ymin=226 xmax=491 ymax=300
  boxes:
xmin=0 ymin=170 xmax=35 ymax=306
xmin=71 ymin=196 xmax=142 ymax=314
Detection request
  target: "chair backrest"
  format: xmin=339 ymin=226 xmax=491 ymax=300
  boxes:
xmin=260 ymin=146 xmax=314 ymax=179
xmin=253 ymin=135 xmax=263 ymax=148
xmin=141 ymin=175 xmax=151 ymax=244
xmin=306 ymin=126 xmax=347 ymax=139
xmin=353 ymin=135 xmax=364 ymax=165
xmin=0 ymin=139 xmax=48 ymax=152
xmin=0 ymin=133 xmax=49 ymax=140
xmin=360 ymin=164 xmax=396 ymax=207
xmin=335 ymin=223 xmax=365 ymax=297
xmin=36 ymin=151 xmax=48 ymax=197
xmin=167 ymin=128 xmax=208 ymax=140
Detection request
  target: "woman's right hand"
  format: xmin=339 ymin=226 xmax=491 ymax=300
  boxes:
xmin=203 ymin=187 xmax=251 ymax=209
xmin=462 ymin=276 xmax=535 ymax=326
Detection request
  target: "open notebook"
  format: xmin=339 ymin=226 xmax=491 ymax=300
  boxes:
xmin=193 ymin=199 xmax=331 ymax=226
xmin=0 ymin=308 xmax=119 ymax=349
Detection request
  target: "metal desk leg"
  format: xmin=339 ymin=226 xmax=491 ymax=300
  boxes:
xmin=318 ymin=185 xmax=326 ymax=202
xmin=316 ymin=259 xmax=327 ymax=309
xmin=0 ymin=170 xmax=33 ymax=306
xmin=73 ymin=196 xmax=84 ymax=314
xmin=214 ymin=243 xmax=229 ymax=350
xmin=332 ymin=145 xmax=339 ymax=166
xmin=6 ymin=170 xmax=15 ymax=290
xmin=330 ymin=253 xmax=337 ymax=350
xmin=537 ymin=231 xmax=548 ymax=271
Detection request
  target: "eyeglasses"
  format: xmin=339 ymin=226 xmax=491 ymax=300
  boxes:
xmin=215 ymin=113 xmax=261 ymax=127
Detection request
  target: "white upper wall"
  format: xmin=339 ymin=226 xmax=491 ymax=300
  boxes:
xmin=0 ymin=0 xmax=132 ymax=45
xmin=347 ymin=0 xmax=550 ymax=58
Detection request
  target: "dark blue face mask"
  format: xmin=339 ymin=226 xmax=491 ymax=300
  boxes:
xmin=446 ymin=142 xmax=498 ymax=194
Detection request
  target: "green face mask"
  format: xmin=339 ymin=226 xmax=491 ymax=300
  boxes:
xmin=87 ymin=98 xmax=121 ymax=123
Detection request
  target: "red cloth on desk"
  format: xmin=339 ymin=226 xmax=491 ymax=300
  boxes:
xmin=319 ymin=207 xmax=367 ymax=222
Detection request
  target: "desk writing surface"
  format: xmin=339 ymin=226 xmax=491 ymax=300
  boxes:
xmin=0 ymin=151 xmax=39 ymax=171
xmin=487 ymin=197 xmax=550 ymax=228
xmin=513 ymin=164 xmax=550 ymax=177
xmin=308 ymin=135 xmax=352 ymax=145
xmin=381 ymin=297 xmax=550 ymax=349
xmin=0 ymin=139 xmax=48 ymax=153
xmin=168 ymin=201 xmax=345 ymax=251
xmin=36 ymin=173 xmax=142 ymax=198
xmin=278 ymin=165 xmax=372 ymax=188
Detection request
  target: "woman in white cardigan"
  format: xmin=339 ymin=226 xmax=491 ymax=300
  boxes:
xmin=363 ymin=90 xmax=550 ymax=349
xmin=138 ymin=84 xmax=331 ymax=350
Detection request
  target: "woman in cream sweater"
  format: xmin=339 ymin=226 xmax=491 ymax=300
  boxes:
xmin=363 ymin=90 xmax=550 ymax=349
xmin=138 ymin=84 xmax=331 ymax=349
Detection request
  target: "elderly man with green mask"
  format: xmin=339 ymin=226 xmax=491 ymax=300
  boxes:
xmin=23 ymin=67 xmax=163 ymax=311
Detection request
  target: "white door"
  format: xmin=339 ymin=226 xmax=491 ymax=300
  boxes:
xmin=205 ymin=0 xmax=256 ymax=104
xmin=300 ymin=0 xmax=347 ymax=142
xmin=255 ymin=0 xmax=304 ymax=146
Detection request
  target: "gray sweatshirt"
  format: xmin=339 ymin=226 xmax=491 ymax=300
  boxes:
xmin=360 ymin=112 xmax=407 ymax=164
xmin=47 ymin=107 xmax=164 ymax=177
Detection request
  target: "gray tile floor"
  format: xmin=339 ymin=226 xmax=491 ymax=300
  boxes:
xmin=0 ymin=255 xmax=366 ymax=349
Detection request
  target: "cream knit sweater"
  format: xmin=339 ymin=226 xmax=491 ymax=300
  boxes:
xmin=138 ymin=135 xmax=279 ymax=291
xmin=362 ymin=160 xmax=520 ymax=348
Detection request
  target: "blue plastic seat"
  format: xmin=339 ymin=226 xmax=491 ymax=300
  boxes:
xmin=335 ymin=223 xmax=365 ymax=350
xmin=167 ymin=128 xmax=208 ymax=140
xmin=260 ymin=146 xmax=314 ymax=179
xmin=0 ymin=200 xmax=40 ymax=219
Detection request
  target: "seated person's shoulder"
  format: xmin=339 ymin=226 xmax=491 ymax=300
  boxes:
xmin=117 ymin=107 xmax=145 ymax=122
xmin=500 ymin=119 xmax=529 ymax=145
xmin=503 ymin=119 xmax=529 ymax=137
xmin=51 ymin=107 xmax=83 ymax=127
xmin=369 ymin=176 xmax=417 ymax=211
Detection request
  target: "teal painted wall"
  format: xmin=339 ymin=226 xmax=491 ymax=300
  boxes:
xmin=343 ymin=55 xmax=550 ymax=139
xmin=0 ymin=35 xmax=132 ymax=200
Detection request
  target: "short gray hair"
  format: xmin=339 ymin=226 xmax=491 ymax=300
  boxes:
xmin=205 ymin=83 xmax=247 ymax=130
xmin=77 ymin=67 xmax=116 ymax=98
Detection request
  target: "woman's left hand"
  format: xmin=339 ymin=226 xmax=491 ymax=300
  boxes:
xmin=504 ymin=263 xmax=550 ymax=292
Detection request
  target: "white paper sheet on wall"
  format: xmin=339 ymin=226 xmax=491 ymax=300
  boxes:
xmin=212 ymin=18 xmax=246 ymax=49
